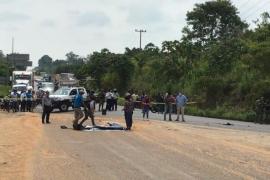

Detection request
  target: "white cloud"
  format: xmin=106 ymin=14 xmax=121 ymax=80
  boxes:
xmin=40 ymin=19 xmax=56 ymax=28
xmin=0 ymin=12 xmax=30 ymax=22
xmin=75 ymin=11 xmax=111 ymax=27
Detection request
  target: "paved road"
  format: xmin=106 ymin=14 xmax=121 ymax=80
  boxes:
xmin=107 ymin=107 xmax=270 ymax=133
xmin=45 ymin=104 xmax=270 ymax=133
xmin=1 ymin=110 xmax=270 ymax=180
xmin=31 ymin=112 xmax=270 ymax=180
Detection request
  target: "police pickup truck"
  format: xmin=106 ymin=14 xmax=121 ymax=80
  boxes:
xmin=49 ymin=87 xmax=87 ymax=112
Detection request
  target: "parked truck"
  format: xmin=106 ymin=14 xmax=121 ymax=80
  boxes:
xmin=54 ymin=73 xmax=78 ymax=87
xmin=12 ymin=71 xmax=34 ymax=89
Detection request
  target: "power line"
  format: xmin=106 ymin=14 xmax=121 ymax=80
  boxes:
xmin=135 ymin=29 xmax=146 ymax=49
xmin=11 ymin=37 xmax=14 ymax=54
xmin=238 ymin=0 xmax=252 ymax=10
xmin=240 ymin=0 xmax=262 ymax=17
xmin=243 ymin=0 xmax=270 ymax=20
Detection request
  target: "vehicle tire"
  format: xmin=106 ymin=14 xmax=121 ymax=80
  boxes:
xmin=59 ymin=103 xmax=69 ymax=112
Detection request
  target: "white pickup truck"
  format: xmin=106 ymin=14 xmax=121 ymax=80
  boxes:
xmin=49 ymin=87 xmax=87 ymax=112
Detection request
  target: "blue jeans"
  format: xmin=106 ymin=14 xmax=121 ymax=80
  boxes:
xmin=164 ymin=103 xmax=172 ymax=120
xmin=143 ymin=106 xmax=149 ymax=118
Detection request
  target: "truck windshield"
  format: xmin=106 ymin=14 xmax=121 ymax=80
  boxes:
xmin=41 ymin=83 xmax=54 ymax=88
xmin=14 ymin=75 xmax=31 ymax=80
xmin=53 ymin=88 xmax=69 ymax=95
xmin=13 ymin=86 xmax=27 ymax=92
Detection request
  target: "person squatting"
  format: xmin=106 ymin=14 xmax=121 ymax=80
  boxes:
xmin=72 ymin=90 xmax=96 ymax=130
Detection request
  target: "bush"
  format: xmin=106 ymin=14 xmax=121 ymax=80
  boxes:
xmin=118 ymin=97 xmax=125 ymax=106
xmin=185 ymin=105 xmax=255 ymax=122
xmin=0 ymin=85 xmax=10 ymax=98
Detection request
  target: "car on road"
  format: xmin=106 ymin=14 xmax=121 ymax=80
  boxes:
xmin=49 ymin=87 xmax=87 ymax=112
xmin=39 ymin=82 xmax=54 ymax=94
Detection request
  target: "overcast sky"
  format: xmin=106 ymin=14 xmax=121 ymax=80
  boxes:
xmin=0 ymin=0 xmax=269 ymax=66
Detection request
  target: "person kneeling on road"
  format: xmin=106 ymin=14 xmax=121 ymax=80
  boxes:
xmin=73 ymin=90 xmax=86 ymax=130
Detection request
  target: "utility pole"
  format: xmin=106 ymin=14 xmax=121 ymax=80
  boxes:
xmin=11 ymin=37 xmax=15 ymax=70
xmin=135 ymin=29 xmax=146 ymax=49
xmin=12 ymin=37 xmax=14 ymax=54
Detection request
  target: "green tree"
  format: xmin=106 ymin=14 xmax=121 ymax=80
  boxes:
xmin=38 ymin=55 xmax=53 ymax=73
xmin=183 ymin=0 xmax=247 ymax=47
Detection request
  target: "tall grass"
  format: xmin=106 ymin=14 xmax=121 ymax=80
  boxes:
xmin=186 ymin=106 xmax=255 ymax=122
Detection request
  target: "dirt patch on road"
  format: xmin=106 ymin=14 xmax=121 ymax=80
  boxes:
xmin=0 ymin=112 xmax=42 ymax=180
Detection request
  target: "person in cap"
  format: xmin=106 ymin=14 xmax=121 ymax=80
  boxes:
xmin=73 ymin=90 xmax=85 ymax=130
xmin=123 ymin=93 xmax=134 ymax=130
xmin=42 ymin=91 xmax=52 ymax=124
xmin=175 ymin=92 xmax=188 ymax=122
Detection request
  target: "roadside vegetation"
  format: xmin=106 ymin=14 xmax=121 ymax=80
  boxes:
xmin=0 ymin=51 xmax=11 ymax=97
xmin=0 ymin=85 xmax=10 ymax=97
xmin=2 ymin=0 xmax=270 ymax=121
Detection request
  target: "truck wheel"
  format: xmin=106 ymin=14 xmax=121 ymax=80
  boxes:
xmin=59 ymin=103 xmax=69 ymax=112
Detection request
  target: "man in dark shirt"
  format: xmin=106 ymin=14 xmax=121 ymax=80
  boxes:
xmin=123 ymin=93 xmax=134 ymax=130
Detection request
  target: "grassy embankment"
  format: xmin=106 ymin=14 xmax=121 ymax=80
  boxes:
xmin=118 ymin=97 xmax=256 ymax=122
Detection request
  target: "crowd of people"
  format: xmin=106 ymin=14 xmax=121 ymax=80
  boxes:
xmin=0 ymin=89 xmax=38 ymax=113
xmin=2 ymin=86 xmax=270 ymax=131
xmin=97 ymin=89 xmax=119 ymax=112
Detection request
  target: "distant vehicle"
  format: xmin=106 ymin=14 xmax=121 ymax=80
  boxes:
xmin=12 ymin=84 xmax=27 ymax=95
xmin=49 ymin=87 xmax=87 ymax=112
xmin=54 ymin=73 xmax=78 ymax=87
xmin=43 ymin=74 xmax=51 ymax=82
xmin=12 ymin=71 xmax=34 ymax=87
xmin=39 ymin=82 xmax=54 ymax=94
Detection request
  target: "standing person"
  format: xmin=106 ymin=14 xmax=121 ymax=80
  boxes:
xmin=73 ymin=90 xmax=85 ymax=130
xmin=10 ymin=89 xmax=18 ymax=112
xmin=156 ymin=93 xmax=164 ymax=114
xmin=26 ymin=89 xmax=32 ymax=112
xmin=112 ymin=89 xmax=119 ymax=111
xmin=255 ymin=97 xmax=265 ymax=123
xmin=105 ymin=90 xmax=113 ymax=111
xmin=31 ymin=90 xmax=37 ymax=112
xmin=164 ymin=92 xmax=175 ymax=121
xmin=175 ymin=92 xmax=188 ymax=122
xmin=123 ymin=93 xmax=134 ymax=130
xmin=142 ymin=95 xmax=150 ymax=120
xmin=98 ymin=90 xmax=105 ymax=111
xmin=20 ymin=90 xmax=26 ymax=112
xmin=41 ymin=91 xmax=52 ymax=124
